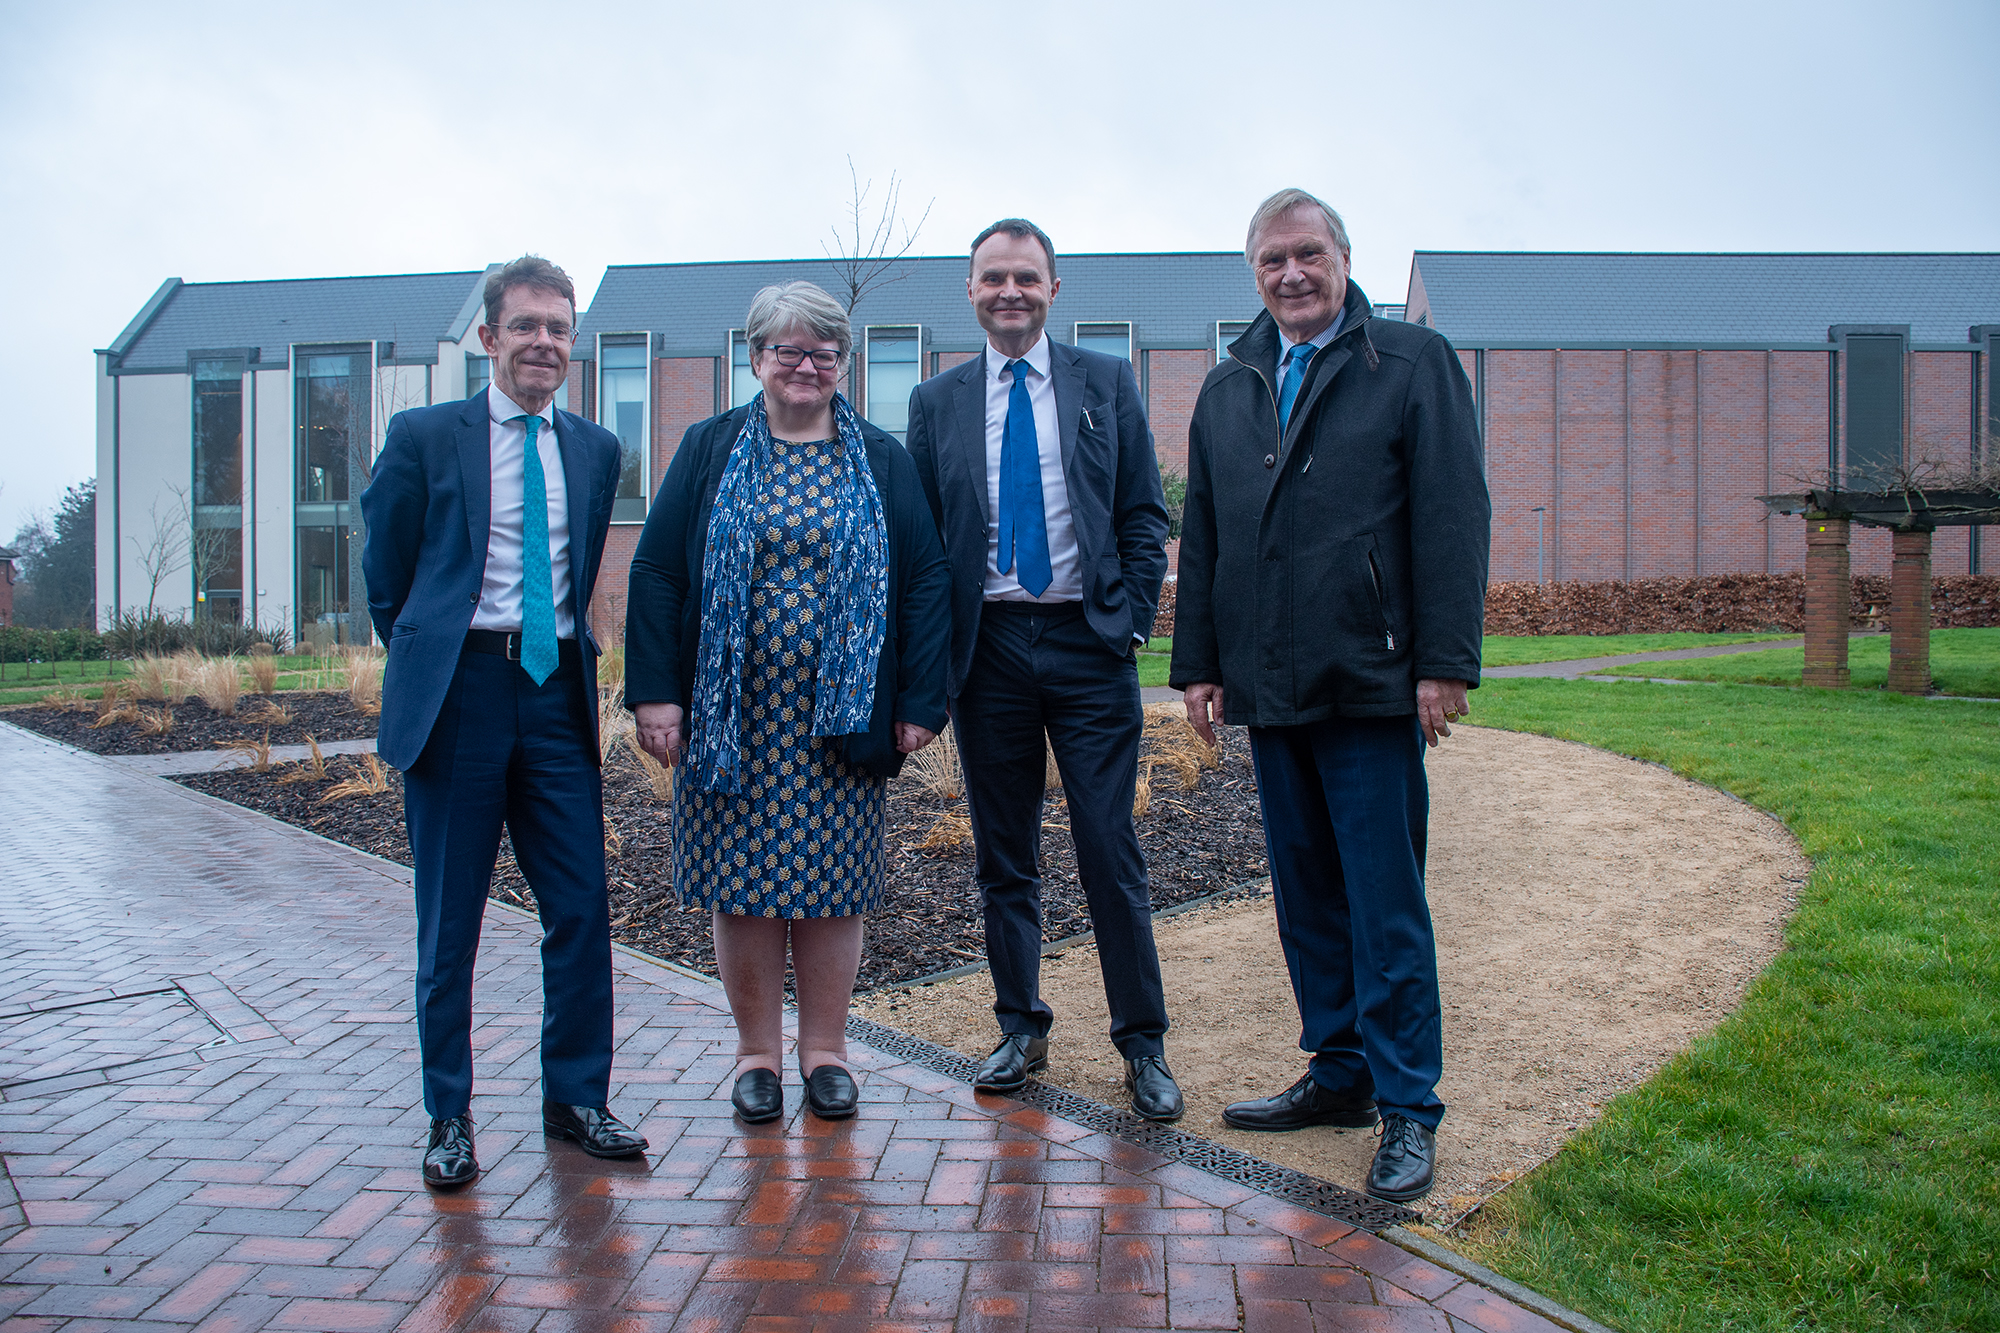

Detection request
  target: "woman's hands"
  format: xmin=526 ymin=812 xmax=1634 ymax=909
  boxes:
xmin=634 ymin=702 xmax=685 ymax=767
xmin=894 ymin=722 xmax=937 ymax=755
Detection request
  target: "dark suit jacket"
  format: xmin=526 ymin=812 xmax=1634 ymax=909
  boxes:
xmin=621 ymin=405 xmax=951 ymax=779
xmin=905 ymin=340 xmax=1169 ymax=698
xmin=360 ymin=390 xmax=623 ymax=771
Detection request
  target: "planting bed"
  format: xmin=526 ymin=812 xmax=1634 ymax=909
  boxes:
xmin=4 ymin=691 xmax=380 ymax=755
xmin=174 ymin=723 xmax=1269 ymax=992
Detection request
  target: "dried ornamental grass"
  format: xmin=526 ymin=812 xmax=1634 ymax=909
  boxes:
xmin=132 ymin=655 xmax=174 ymax=701
xmin=92 ymin=685 xmax=127 ymax=724
xmin=627 ymin=737 xmax=674 ymax=802
xmin=167 ymin=651 xmax=202 ymax=702
xmin=241 ymin=700 xmax=293 ymax=727
xmin=318 ymin=753 xmax=389 ymax=803
xmin=135 ymin=707 xmax=175 ymax=737
xmin=194 ymin=657 xmax=242 ymax=716
xmin=217 ymin=731 xmax=273 ymax=772
xmin=246 ymin=651 xmax=278 ymax=695
xmin=343 ymin=649 xmax=384 ymax=715
xmin=901 ymin=723 xmax=963 ymax=800
xmin=918 ymin=807 xmax=973 ymax=850
xmin=276 ymin=735 xmax=329 ymax=785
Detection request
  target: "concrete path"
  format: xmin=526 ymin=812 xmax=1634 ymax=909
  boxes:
xmin=0 ymin=721 xmax=1604 ymax=1333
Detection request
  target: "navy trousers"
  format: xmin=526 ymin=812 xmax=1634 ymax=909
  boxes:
xmin=953 ymin=602 xmax=1168 ymax=1058
xmin=1248 ymin=714 xmax=1445 ymax=1129
xmin=402 ymin=647 xmax=612 ymax=1120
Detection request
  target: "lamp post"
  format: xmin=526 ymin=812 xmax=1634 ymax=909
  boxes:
xmin=1531 ymin=506 xmax=1547 ymax=584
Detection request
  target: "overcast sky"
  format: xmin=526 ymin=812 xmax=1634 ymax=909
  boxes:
xmin=5 ymin=0 xmax=1996 ymax=537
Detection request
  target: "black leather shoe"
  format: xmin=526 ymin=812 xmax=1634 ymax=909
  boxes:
xmin=542 ymin=1100 xmax=648 ymax=1158
xmin=973 ymin=1033 xmax=1049 ymax=1093
xmin=422 ymin=1115 xmax=477 ymax=1188
xmin=1367 ymin=1114 xmax=1437 ymax=1202
xmin=1124 ymin=1056 xmax=1184 ymax=1123
xmin=801 ymin=1065 xmax=859 ymax=1120
xmin=1222 ymin=1072 xmax=1379 ymax=1131
xmin=730 ymin=1069 xmax=783 ymax=1124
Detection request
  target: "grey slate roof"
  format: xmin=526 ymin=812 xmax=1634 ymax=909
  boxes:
xmin=1410 ymin=252 xmax=2000 ymax=349
xmin=580 ymin=253 xmax=1267 ymax=357
xmin=108 ymin=271 xmax=488 ymax=371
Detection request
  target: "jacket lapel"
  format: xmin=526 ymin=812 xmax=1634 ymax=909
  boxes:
xmin=1050 ymin=341 xmax=1086 ymax=474
xmin=456 ymin=390 xmax=492 ymax=563
xmin=950 ymin=355 xmax=991 ymax=527
xmin=553 ymin=408 xmax=598 ymax=619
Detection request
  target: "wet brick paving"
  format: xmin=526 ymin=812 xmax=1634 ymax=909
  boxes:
xmin=0 ymin=719 xmax=1575 ymax=1332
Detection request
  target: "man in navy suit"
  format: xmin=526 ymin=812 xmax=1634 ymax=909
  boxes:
xmin=905 ymin=220 xmax=1180 ymax=1121
xmin=361 ymin=255 xmax=645 ymax=1188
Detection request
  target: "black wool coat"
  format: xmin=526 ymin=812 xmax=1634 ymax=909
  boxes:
xmin=623 ymin=405 xmax=951 ymax=778
xmin=1169 ymin=283 xmax=1490 ymax=725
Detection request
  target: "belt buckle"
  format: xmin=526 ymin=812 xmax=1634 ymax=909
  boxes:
xmin=505 ymin=632 xmax=521 ymax=661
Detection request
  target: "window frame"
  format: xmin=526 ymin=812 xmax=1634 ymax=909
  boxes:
xmin=863 ymin=324 xmax=923 ymax=442
xmin=595 ymin=332 xmax=651 ymax=524
xmin=1074 ymin=321 xmax=1133 ymax=362
xmin=1215 ymin=320 xmax=1252 ymax=363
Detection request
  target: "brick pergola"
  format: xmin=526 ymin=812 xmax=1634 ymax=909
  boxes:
xmin=1763 ymin=489 xmax=2000 ymax=694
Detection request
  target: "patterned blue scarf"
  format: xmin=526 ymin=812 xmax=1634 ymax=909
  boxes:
xmin=686 ymin=392 xmax=889 ymax=793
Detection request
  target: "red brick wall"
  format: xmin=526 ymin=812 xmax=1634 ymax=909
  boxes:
xmin=654 ymin=357 xmax=718 ymax=481
xmin=1146 ymin=349 xmax=1210 ymax=477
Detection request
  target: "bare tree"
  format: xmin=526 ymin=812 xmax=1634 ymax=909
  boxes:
xmin=130 ymin=495 xmax=188 ymax=618
xmin=821 ymin=157 xmax=935 ymax=317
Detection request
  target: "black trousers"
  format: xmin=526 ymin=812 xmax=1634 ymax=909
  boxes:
xmin=953 ymin=602 xmax=1168 ymax=1058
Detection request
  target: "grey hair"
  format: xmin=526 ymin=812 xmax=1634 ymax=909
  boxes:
xmin=1244 ymin=188 xmax=1350 ymax=264
xmin=744 ymin=281 xmax=852 ymax=359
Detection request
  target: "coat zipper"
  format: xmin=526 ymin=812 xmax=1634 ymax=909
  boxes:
xmin=1367 ymin=549 xmax=1395 ymax=651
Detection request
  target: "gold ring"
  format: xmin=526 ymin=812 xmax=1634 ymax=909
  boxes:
xmin=1444 ymin=711 xmax=1460 ymax=722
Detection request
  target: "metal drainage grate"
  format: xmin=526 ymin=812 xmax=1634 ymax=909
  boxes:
xmin=846 ymin=1014 xmax=1419 ymax=1232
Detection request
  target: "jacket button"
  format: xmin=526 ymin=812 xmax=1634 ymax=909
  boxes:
xmin=469 ymin=593 xmax=479 ymax=603
xmin=1263 ymin=453 xmax=1275 ymax=469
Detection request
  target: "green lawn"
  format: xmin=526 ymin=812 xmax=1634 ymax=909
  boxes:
xmin=0 ymin=655 xmax=359 ymax=708
xmin=1482 ymin=631 xmax=1795 ymax=667
xmin=1597 ymin=627 xmax=2000 ymax=698
xmin=1457 ymin=678 xmax=1999 ymax=1332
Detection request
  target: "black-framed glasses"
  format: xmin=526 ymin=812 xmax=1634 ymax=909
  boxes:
xmin=764 ymin=344 xmax=841 ymax=371
xmin=495 ymin=318 xmax=578 ymax=344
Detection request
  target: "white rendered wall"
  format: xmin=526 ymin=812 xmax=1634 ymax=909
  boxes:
xmin=112 ymin=373 xmax=195 ymax=619
xmin=251 ymin=367 xmax=294 ymax=638
xmin=93 ymin=357 xmax=117 ymax=627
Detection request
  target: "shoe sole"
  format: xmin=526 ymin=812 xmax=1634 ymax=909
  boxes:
xmin=1131 ymin=1103 xmax=1184 ymax=1124
xmin=543 ymin=1124 xmax=648 ymax=1158
xmin=731 ymin=1104 xmax=783 ymax=1125
xmin=973 ymin=1055 xmax=1047 ymax=1095
xmin=1366 ymin=1178 xmax=1434 ymax=1203
xmin=804 ymin=1098 xmax=858 ymax=1120
xmin=422 ymin=1163 xmax=477 ymax=1189
xmin=1220 ymin=1108 xmax=1380 ymax=1132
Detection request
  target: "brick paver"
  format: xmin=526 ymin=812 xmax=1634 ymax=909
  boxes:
xmin=0 ymin=721 xmax=1583 ymax=1331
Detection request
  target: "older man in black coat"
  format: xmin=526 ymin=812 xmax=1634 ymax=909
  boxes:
xmin=1171 ymin=189 xmax=1490 ymax=1202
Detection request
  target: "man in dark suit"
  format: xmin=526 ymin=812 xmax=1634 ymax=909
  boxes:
xmin=361 ymin=255 xmax=645 ymax=1189
xmin=905 ymin=219 xmax=1180 ymax=1121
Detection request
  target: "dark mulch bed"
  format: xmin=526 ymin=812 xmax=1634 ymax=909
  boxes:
xmin=4 ymin=692 xmax=378 ymax=755
xmin=173 ymin=729 xmax=1268 ymax=992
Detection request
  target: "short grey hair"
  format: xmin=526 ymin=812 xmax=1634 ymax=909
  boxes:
xmin=1244 ymin=188 xmax=1350 ymax=265
xmin=744 ymin=281 xmax=852 ymax=359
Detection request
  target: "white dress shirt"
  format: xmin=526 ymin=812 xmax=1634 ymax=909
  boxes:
xmin=1277 ymin=308 xmax=1345 ymax=384
xmin=472 ymin=385 xmax=575 ymax=638
xmin=982 ymin=334 xmax=1082 ymax=602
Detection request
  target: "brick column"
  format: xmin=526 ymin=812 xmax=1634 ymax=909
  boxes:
xmin=1887 ymin=528 xmax=1933 ymax=696
xmin=1802 ymin=515 xmax=1850 ymax=688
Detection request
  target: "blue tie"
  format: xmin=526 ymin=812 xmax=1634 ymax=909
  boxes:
xmin=998 ymin=358 xmax=1052 ymax=597
xmin=1277 ymin=341 xmax=1318 ymax=431
xmin=516 ymin=415 xmax=559 ymax=686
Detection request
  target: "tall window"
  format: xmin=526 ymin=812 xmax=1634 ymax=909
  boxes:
xmin=466 ymin=354 xmax=490 ymax=400
xmin=1215 ymin=320 xmax=1252 ymax=362
xmin=1075 ymin=322 xmax=1132 ymax=361
xmin=865 ymin=326 xmax=920 ymax=441
xmin=296 ymin=350 xmax=371 ymax=649
xmin=191 ymin=359 xmax=244 ymax=623
xmin=599 ymin=338 xmax=649 ymax=521
xmin=728 ymin=330 xmax=759 ymax=408
xmin=1844 ymin=334 xmax=1904 ymax=487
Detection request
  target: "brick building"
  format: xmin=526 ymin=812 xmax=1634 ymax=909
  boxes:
xmin=1407 ymin=253 xmax=2000 ymax=582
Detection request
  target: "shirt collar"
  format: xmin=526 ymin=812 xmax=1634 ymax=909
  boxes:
xmin=488 ymin=384 xmax=557 ymax=430
xmin=985 ymin=331 xmax=1052 ymax=382
xmin=1277 ymin=309 xmax=1344 ymax=369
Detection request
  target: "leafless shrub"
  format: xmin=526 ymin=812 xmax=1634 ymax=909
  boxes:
xmin=277 ymin=735 xmax=329 ymax=785
xmin=901 ymin=723 xmax=962 ymax=800
xmin=135 ymin=707 xmax=175 ymax=737
xmin=194 ymin=657 xmax=242 ymax=716
xmin=242 ymin=699 xmax=293 ymax=727
xmin=343 ymin=648 xmax=383 ymax=716
xmin=218 ymin=731 xmax=273 ymax=773
xmin=246 ymin=650 xmax=278 ymax=695
xmin=919 ymin=807 xmax=973 ymax=850
xmin=319 ymin=753 xmax=389 ymax=803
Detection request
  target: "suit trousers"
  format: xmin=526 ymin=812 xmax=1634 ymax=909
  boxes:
xmin=402 ymin=647 xmax=613 ymax=1119
xmin=1247 ymin=715 xmax=1445 ymax=1129
xmin=953 ymin=602 xmax=1168 ymax=1058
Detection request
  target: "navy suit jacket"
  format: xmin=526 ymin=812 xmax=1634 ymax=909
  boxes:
xmin=905 ymin=340 xmax=1170 ymax=698
xmin=360 ymin=390 xmax=623 ymax=771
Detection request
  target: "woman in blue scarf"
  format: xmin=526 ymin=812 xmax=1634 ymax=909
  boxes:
xmin=626 ymin=282 xmax=950 ymax=1125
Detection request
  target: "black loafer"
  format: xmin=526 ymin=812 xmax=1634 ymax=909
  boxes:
xmin=1124 ymin=1055 xmax=1184 ymax=1123
xmin=801 ymin=1065 xmax=859 ymax=1120
xmin=730 ymin=1068 xmax=783 ymax=1124
xmin=973 ymin=1033 xmax=1049 ymax=1093
xmin=1222 ymin=1072 xmax=1379 ymax=1131
xmin=542 ymin=1100 xmax=648 ymax=1158
xmin=1367 ymin=1114 xmax=1437 ymax=1202
xmin=422 ymin=1115 xmax=477 ymax=1188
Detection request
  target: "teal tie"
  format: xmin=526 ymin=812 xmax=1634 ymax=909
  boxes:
xmin=516 ymin=415 xmax=558 ymax=686
xmin=1277 ymin=341 xmax=1317 ymax=431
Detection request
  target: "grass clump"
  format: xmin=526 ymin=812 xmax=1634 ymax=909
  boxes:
xmin=1456 ymin=678 xmax=1999 ymax=1332
xmin=1597 ymin=626 xmax=2000 ymax=697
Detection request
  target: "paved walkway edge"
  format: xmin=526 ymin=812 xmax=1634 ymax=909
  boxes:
xmin=1382 ymin=1226 xmax=1624 ymax=1333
